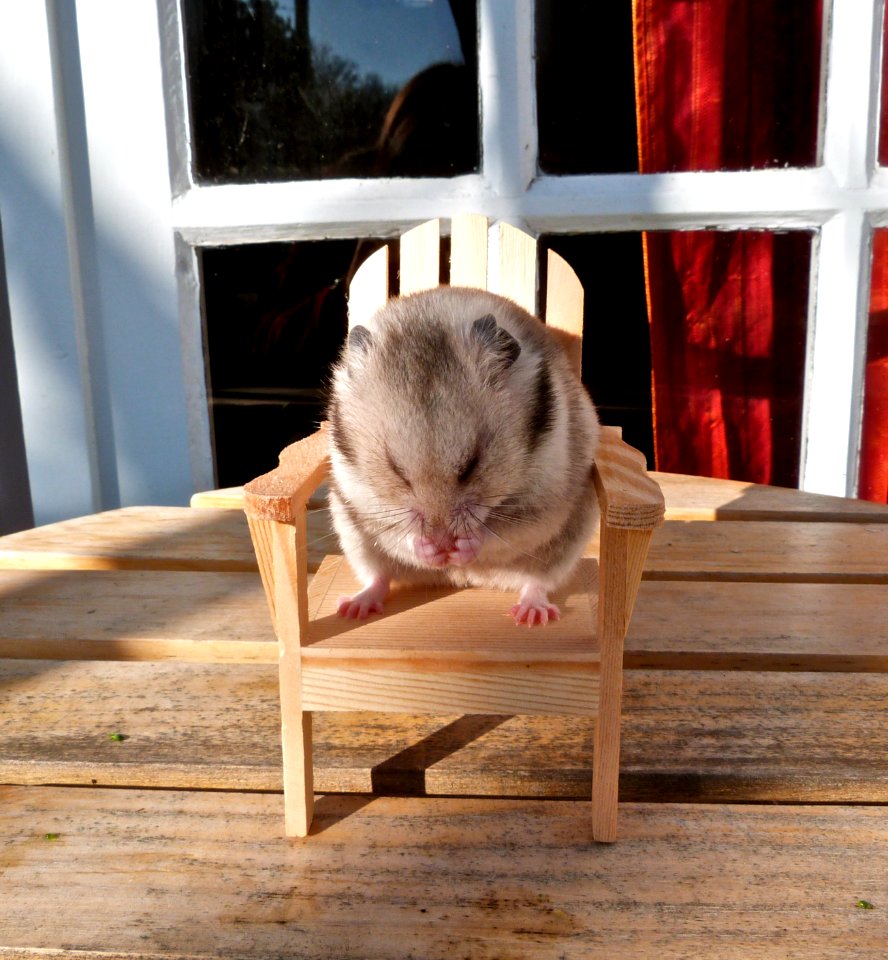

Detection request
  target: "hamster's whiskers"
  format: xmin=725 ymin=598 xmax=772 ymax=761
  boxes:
xmin=466 ymin=508 xmax=546 ymax=564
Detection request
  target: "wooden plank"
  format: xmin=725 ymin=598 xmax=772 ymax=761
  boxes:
xmin=545 ymin=247 xmax=584 ymax=377
xmin=657 ymin=471 xmax=888 ymax=522
xmin=243 ymin=424 xmax=330 ymax=525
xmin=398 ymin=218 xmax=440 ymax=295
xmin=635 ymin=520 xmax=888 ymax=583
xmin=627 ymin=580 xmax=888 ymax=671
xmin=2 ymin=570 xmax=882 ymax=671
xmin=302 ymin=661 xmax=599 ymax=716
xmin=303 ymin=556 xmax=598 ymax=717
xmin=0 ymin=506 xmax=257 ymax=572
xmin=5 ymin=661 xmax=887 ymax=803
xmin=449 ymin=212 xmax=488 ymax=289
xmin=189 ymin=486 xmax=244 ymax=509
xmin=0 ymin=569 xmax=276 ymax=662
xmin=493 ymin=220 xmax=537 ymax=313
xmin=593 ymin=427 xmax=666 ymax=530
xmin=2 ymin=787 xmax=886 ymax=958
xmin=347 ymin=243 xmax=389 ymax=329
xmin=306 ymin=555 xmax=598 ymax=656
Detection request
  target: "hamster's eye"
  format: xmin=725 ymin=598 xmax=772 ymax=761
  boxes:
xmin=386 ymin=450 xmax=413 ymax=490
xmin=457 ymin=449 xmax=481 ymax=484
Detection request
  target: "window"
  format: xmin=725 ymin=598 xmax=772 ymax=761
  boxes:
xmin=163 ymin=0 xmax=888 ymax=501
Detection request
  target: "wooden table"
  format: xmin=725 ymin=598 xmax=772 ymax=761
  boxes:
xmin=1 ymin=476 xmax=887 ymax=958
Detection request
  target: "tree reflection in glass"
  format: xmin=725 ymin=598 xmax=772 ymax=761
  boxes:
xmin=183 ymin=0 xmax=479 ymax=183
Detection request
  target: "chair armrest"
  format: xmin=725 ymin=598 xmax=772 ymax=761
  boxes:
xmin=243 ymin=423 xmax=331 ymax=525
xmin=592 ymin=426 xmax=665 ymax=530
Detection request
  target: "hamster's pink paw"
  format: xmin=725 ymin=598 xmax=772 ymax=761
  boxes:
xmin=510 ymin=582 xmax=560 ymax=627
xmin=413 ymin=535 xmax=451 ymax=568
xmin=336 ymin=576 xmax=390 ymax=619
xmin=448 ymin=533 xmax=484 ymax=566
xmin=509 ymin=601 xmax=561 ymax=627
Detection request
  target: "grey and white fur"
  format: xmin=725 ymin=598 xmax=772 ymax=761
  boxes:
xmin=326 ymin=286 xmax=601 ymax=625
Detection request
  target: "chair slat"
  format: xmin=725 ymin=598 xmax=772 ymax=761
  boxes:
xmin=399 ymin=219 xmax=441 ymax=295
xmin=347 ymin=244 xmax=389 ymax=330
xmin=545 ymin=248 xmax=584 ymax=377
xmin=450 ymin=213 xmax=489 ymax=289
xmin=494 ymin=221 xmax=537 ymax=314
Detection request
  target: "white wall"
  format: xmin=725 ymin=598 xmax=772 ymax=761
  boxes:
xmin=0 ymin=0 xmax=208 ymax=527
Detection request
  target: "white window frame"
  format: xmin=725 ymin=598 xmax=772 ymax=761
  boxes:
xmin=164 ymin=0 xmax=888 ymax=498
xmin=3 ymin=0 xmax=883 ymax=527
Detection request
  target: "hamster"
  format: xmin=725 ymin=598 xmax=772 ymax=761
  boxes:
xmin=326 ymin=285 xmax=601 ymax=626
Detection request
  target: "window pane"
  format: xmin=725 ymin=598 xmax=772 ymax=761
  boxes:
xmin=861 ymin=230 xmax=888 ymax=502
xmin=536 ymin=4 xmax=638 ymax=174
xmin=184 ymin=0 xmax=479 ymax=183
xmin=634 ymin=0 xmax=822 ymax=172
xmin=540 ymin=234 xmax=653 ymax=460
xmin=201 ymin=239 xmax=361 ymax=485
xmin=643 ymin=230 xmax=811 ymax=486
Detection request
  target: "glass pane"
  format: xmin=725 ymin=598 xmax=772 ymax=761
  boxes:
xmin=642 ymin=230 xmax=811 ymax=486
xmin=201 ymin=239 xmax=362 ymax=485
xmin=861 ymin=230 xmax=888 ymax=502
xmin=184 ymin=0 xmax=479 ymax=183
xmin=204 ymin=230 xmax=809 ymax=489
xmin=540 ymin=234 xmax=653 ymax=460
xmin=536 ymin=4 xmax=638 ymax=174
xmin=634 ymin=0 xmax=822 ymax=173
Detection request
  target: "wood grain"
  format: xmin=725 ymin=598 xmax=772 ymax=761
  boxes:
xmin=5 ymin=662 xmax=886 ymax=803
xmin=449 ymin=212 xmax=488 ymax=289
xmin=3 ymin=567 xmax=883 ymax=670
xmin=627 ymin=580 xmax=888 ymax=670
xmin=306 ymin=555 xmax=598 ymax=655
xmin=636 ymin=520 xmax=888 ymax=583
xmin=593 ymin=427 xmax=666 ymax=530
xmin=1 ymin=787 xmax=886 ymax=958
xmin=656 ymin=471 xmax=888 ymax=522
xmin=302 ymin=557 xmax=599 ymax=716
xmin=0 ymin=506 xmax=257 ymax=571
xmin=243 ymin=424 xmax=330 ymax=525
xmin=0 ymin=569 xmax=276 ymax=662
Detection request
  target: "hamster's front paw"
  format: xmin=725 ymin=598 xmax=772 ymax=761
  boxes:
xmin=337 ymin=575 xmax=390 ymax=619
xmin=509 ymin=582 xmax=560 ymax=627
xmin=414 ymin=531 xmax=485 ymax=568
xmin=449 ymin=533 xmax=484 ymax=566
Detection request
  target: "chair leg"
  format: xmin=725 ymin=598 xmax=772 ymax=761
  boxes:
xmin=265 ymin=516 xmax=315 ymax=837
xmin=592 ymin=526 xmax=653 ymax=842
xmin=281 ymin=704 xmax=314 ymax=837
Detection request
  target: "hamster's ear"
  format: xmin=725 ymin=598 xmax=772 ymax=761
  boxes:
xmin=471 ymin=314 xmax=521 ymax=370
xmin=347 ymin=325 xmax=373 ymax=354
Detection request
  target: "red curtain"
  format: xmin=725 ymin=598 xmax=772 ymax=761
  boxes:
xmin=633 ymin=0 xmax=822 ymax=487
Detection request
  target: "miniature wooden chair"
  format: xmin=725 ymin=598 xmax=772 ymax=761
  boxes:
xmin=243 ymin=215 xmax=664 ymax=841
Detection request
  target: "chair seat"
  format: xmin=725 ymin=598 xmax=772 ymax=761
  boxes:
xmin=300 ymin=555 xmax=600 ymax=716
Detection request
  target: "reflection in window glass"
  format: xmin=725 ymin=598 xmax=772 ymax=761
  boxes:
xmin=634 ymin=0 xmax=823 ymax=172
xmin=862 ymin=231 xmax=888 ymax=503
xmin=184 ymin=0 xmax=478 ymax=183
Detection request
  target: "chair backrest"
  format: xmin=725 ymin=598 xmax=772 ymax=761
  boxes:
xmin=347 ymin=215 xmax=585 ymax=378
